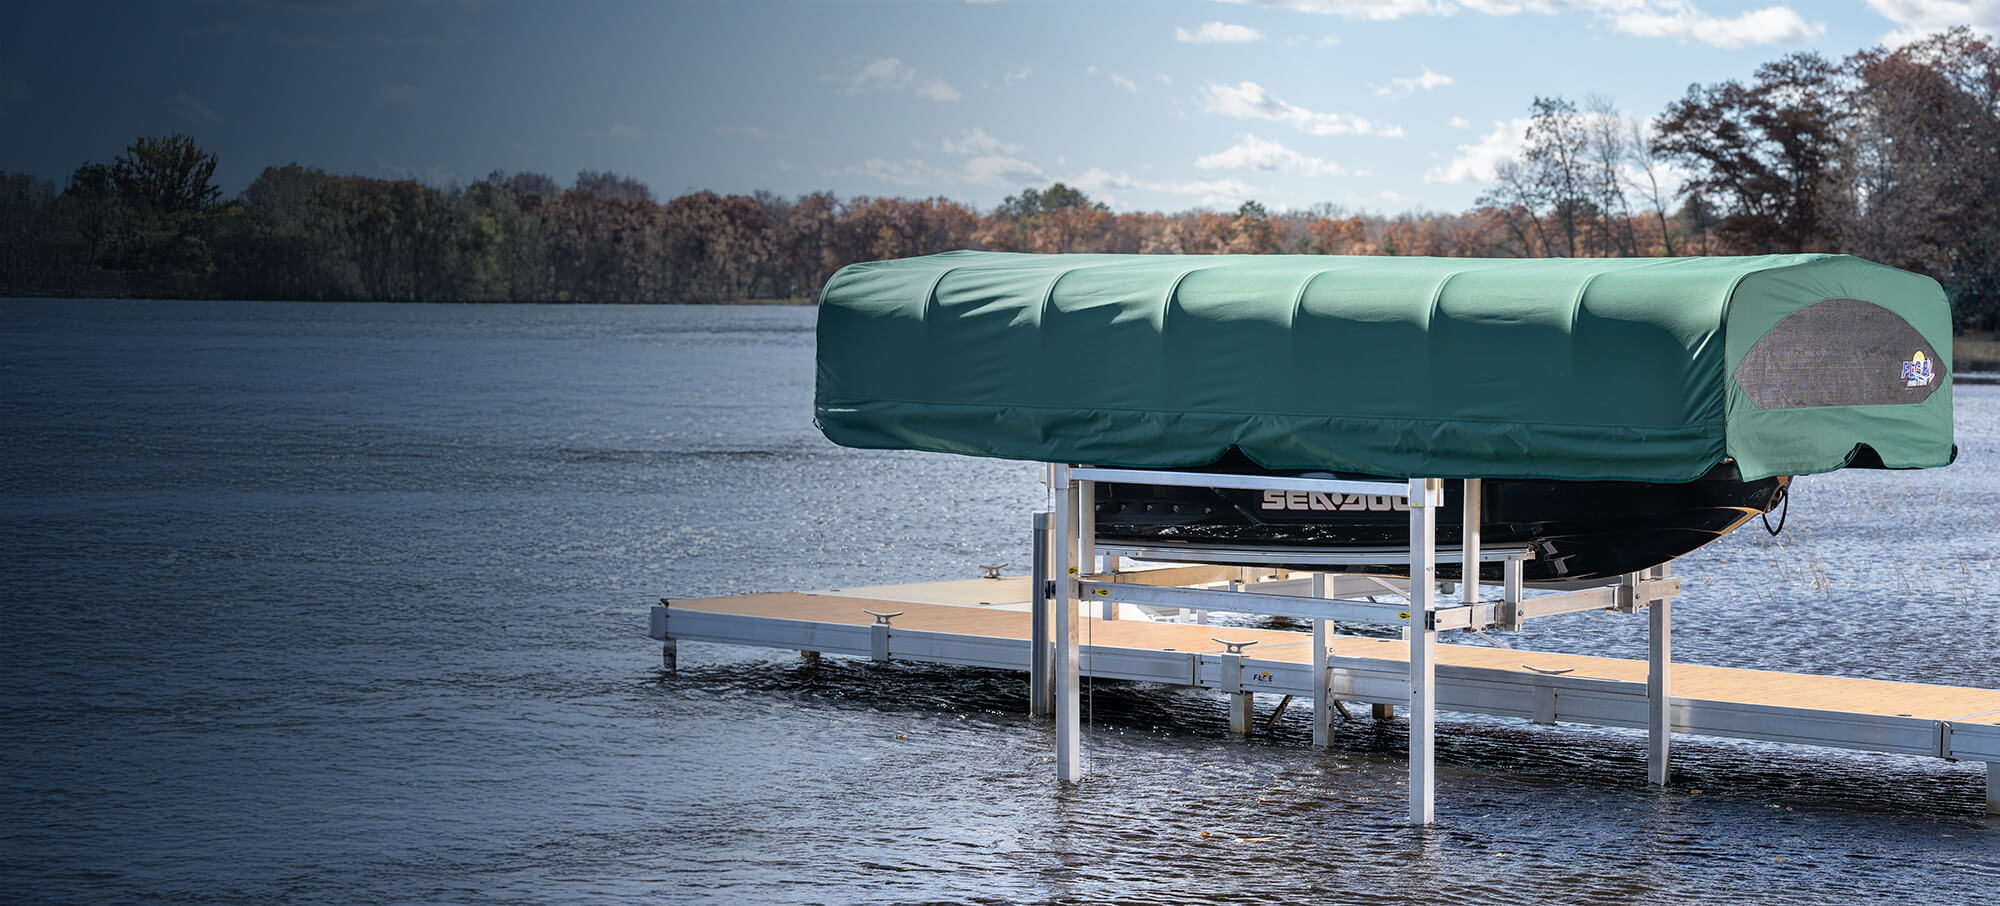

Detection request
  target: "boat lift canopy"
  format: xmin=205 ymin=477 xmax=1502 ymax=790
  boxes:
xmin=815 ymin=251 xmax=1956 ymax=481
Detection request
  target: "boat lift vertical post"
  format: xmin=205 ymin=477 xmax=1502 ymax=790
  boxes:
xmin=1311 ymin=572 xmax=1331 ymax=749
xmin=1030 ymin=511 xmax=1052 ymax=718
xmin=1461 ymin=478 xmax=1482 ymax=617
xmin=1649 ymin=562 xmax=1672 ymax=785
xmin=1408 ymin=477 xmax=1441 ymax=826
xmin=1052 ymin=464 xmax=1083 ymax=783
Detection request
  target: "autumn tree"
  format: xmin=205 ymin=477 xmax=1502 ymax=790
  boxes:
xmin=1653 ymin=53 xmax=1844 ymax=254
xmin=1831 ymin=28 xmax=2000 ymax=329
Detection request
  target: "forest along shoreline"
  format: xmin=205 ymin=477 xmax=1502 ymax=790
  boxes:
xmin=2 ymin=30 xmax=1995 ymax=343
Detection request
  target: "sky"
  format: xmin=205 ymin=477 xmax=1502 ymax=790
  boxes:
xmin=1 ymin=0 xmax=1995 ymax=215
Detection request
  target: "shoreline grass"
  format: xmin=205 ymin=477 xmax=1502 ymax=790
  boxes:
xmin=1956 ymin=332 xmax=2000 ymax=372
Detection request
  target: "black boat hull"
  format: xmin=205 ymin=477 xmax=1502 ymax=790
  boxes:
xmin=1093 ymin=460 xmax=1788 ymax=583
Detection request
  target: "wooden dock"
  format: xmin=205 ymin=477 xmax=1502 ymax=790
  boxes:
xmin=653 ymin=577 xmax=2000 ymax=813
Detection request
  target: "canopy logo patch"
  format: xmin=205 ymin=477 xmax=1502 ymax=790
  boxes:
xmin=1901 ymin=351 xmax=1934 ymax=388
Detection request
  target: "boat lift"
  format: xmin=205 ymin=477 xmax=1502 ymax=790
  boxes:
xmin=1035 ymin=466 xmax=1679 ymax=826
xmin=787 ymin=250 xmax=1971 ymax=825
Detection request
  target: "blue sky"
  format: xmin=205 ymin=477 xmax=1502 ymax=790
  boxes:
xmin=1 ymin=1 xmax=1993 ymax=214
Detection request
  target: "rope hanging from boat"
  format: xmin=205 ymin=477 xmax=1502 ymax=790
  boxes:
xmin=1762 ymin=484 xmax=1790 ymax=536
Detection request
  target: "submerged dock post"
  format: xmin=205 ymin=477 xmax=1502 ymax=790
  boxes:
xmin=1053 ymin=465 xmax=1083 ymax=783
xmin=1988 ymin=763 xmax=1998 ymax=815
xmin=1409 ymin=478 xmax=1441 ymax=826
xmin=1030 ymin=511 xmax=1052 ymax=717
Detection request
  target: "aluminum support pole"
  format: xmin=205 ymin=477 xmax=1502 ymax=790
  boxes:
xmin=1030 ymin=511 xmax=1052 ymax=718
xmin=1461 ymin=479 xmax=1482 ymax=611
xmin=1987 ymin=763 xmax=1998 ymax=816
xmin=1648 ymin=572 xmax=1672 ymax=786
xmin=1053 ymin=465 xmax=1082 ymax=783
xmin=1079 ymin=480 xmax=1111 ymax=620
xmin=1408 ymin=477 xmax=1440 ymax=826
xmin=1311 ymin=573 xmax=1331 ymax=749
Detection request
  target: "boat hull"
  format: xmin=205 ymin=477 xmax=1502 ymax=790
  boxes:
xmin=1093 ymin=461 xmax=1788 ymax=583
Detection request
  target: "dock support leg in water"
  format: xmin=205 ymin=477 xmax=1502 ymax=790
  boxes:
xmin=651 ymin=600 xmax=675 ymax=672
xmin=1215 ymin=638 xmax=1258 ymax=736
xmin=1230 ymin=692 xmax=1254 ymax=735
xmin=1648 ymin=566 xmax=1673 ymax=786
xmin=1374 ymin=703 xmax=1395 ymax=720
xmin=1988 ymin=763 xmax=1998 ymax=815
xmin=1409 ymin=478 xmax=1442 ymax=826
xmin=1030 ymin=511 xmax=1052 ymax=718
xmin=1054 ymin=466 xmax=1083 ymax=783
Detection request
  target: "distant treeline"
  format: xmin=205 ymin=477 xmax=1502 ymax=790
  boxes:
xmin=1 ymin=29 xmax=1994 ymax=329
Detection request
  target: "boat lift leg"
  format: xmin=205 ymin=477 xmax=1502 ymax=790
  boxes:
xmin=1409 ymin=478 xmax=1441 ymax=826
xmin=1988 ymin=763 xmax=1999 ymax=815
xmin=1054 ymin=465 xmax=1083 ymax=784
xmin=1030 ymin=511 xmax=1052 ymax=718
xmin=1648 ymin=565 xmax=1672 ymax=786
xmin=1312 ymin=574 xmax=1331 ymax=749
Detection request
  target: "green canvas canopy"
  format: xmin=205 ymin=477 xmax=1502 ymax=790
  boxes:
xmin=814 ymin=251 xmax=1955 ymax=482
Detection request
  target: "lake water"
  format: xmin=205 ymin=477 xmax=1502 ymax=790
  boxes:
xmin=2 ymin=299 xmax=1996 ymax=905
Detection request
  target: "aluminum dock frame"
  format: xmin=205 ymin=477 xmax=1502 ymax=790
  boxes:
xmin=652 ymin=469 xmax=2000 ymax=822
xmin=650 ymin=586 xmax=2000 ymax=818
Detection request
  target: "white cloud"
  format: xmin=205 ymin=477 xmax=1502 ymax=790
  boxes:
xmin=1071 ymin=167 xmax=1260 ymax=208
xmin=608 ymin=123 xmax=644 ymax=137
xmin=1611 ymin=4 xmax=1825 ymax=48
xmin=853 ymin=158 xmax=950 ymax=186
xmin=1200 ymin=81 xmax=1404 ymax=137
xmin=168 ymin=90 xmax=217 ymax=122
xmin=915 ymin=79 xmax=962 ymax=101
xmin=963 ymin=155 xmax=1047 ymax=186
xmin=717 ymin=125 xmax=770 ymax=139
xmin=1864 ymin=0 xmax=2000 ymax=43
xmin=846 ymin=58 xmax=911 ymax=93
xmin=1110 ymin=73 xmax=1140 ymax=93
xmin=1003 ymin=65 xmax=1032 ymax=86
xmin=1216 ymin=0 xmax=1448 ymax=18
xmin=1195 ymin=133 xmax=1345 ymax=177
xmin=1177 ymin=21 xmax=1266 ymax=42
xmin=940 ymin=127 xmax=1025 ymax=155
xmin=1424 ymin=117 xmax=1529 ymax=184
xmin=838 ymin=57 xmax=961 ymax=102
xmin=1157 ymin=73 xmax=1174 ymax=85
xmin=1219 ymin=0 xmax=1830 ymax=48
xmin=1373 ymin=67 xmax=1453 ymax=98
xmin=1449 ymin=116 xmax=1471 ymax=128
xmin=847 ymin=152 xmax=1047 ymax=189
